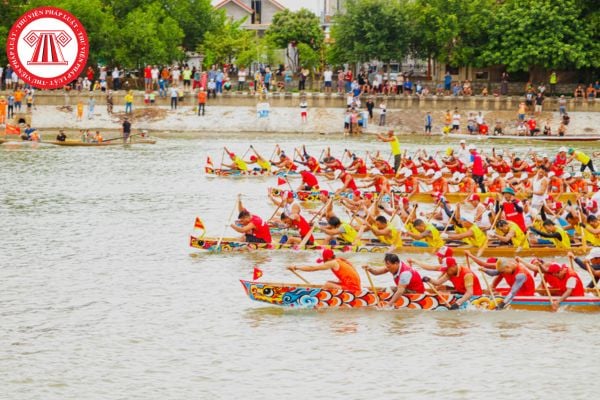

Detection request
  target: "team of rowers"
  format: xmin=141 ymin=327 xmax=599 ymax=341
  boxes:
xmin=289 ymin=246 xmax=600 ymax=311
xmin=217 ymin=134 xmax=599 ymax=307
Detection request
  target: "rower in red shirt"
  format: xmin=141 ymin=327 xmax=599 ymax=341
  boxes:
xmin=230 ymin=196 xmax=272 ymax=243
xmin=518 ymin=257 xmax=584 ymax=311
xmin=297 ymin=168 xmax=319 ymax=191
xmin=345 ymin=153 xmax=367 ymax=175
xmin=300 ymin=147 xmax=321 ymax=173
xmin=552 ymin=147 xmax=568 ymax=177
xmin=280 ymin=212 xmax=314 ymax=245
xmin=363 ymin=253 xmax=425 ymax=306
xmin=421 ymin=257 xmax=483 ymax=310
xmin=499 ymin=187 xmax=527 ymax=233
xmin=273 ymin=152 xmax=297 ymax=171
xmin=324 ymin=156 xmax=345 ymax=172
xmin=419 ymin=155 xmax=441 ymax=172
xmin=333 ymin=169 xmax=357 ymax=193
xmin=467 ymin=253 xmax=535 ymax=309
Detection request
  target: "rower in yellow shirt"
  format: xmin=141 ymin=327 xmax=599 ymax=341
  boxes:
xmin=223 ymin=147 xmax=248 ymax=171
xmin=404 ymin=218 xmax=445 ymax=248
xmin=443 ymin=214 xmax=486 ymax=248
xmin=322 ymin=216 xmax=362 ymax=246
xmin=489 ymin=219 xmax=529 ymax=249
xmin=529 ymin=219 xmax=571 ymax=249
xmin=359 ymin=214 xmax=403 ymax=251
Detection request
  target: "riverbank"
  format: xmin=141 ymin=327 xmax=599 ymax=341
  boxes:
xmin=9 ymin=104 xmax=600 ymax=137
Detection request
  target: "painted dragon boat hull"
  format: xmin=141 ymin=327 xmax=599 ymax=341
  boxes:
xmin=190 ymin=236 xmax=589 ymax=257
xmin=268 ymin=187 xmax=584 ymax=205
xmin=205 ymin=167 xmax=299 ymax=177
xmin=241 ymin=281 xmax=600 ymax=312
xmin=443 ymin=133 xmax=600 ymax=142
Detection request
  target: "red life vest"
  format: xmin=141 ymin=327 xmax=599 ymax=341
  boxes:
xmin=393 ymin=262 xmax=425 ymax=293
xmin=379 ymin=161 xmax=394 ymax=175
xmin=448 ymin=266 xmax=483 ymax=295
xmin=471 ymin=153 xmax=485 ymax=175
xmin=329 ymin=159 xmax=345 ymax=171
xmin=545 ymin=267 xmax=584 ymax=296
xmin=502 ymin=201 xmax=527 ymax=233
xmin=404 ymin=160 xmax=418 ymax=175
xmin=306 ymin=157 xmax=321 ymax=173
xmin=404 ymin=176 xmax=417 ymax=193
xmin=340 ymin=172 xmax=357 ymax=191
xmin=374 ymin=176 xmax=387 ymax=192
xmin=250 ymin=215 xmax=272 ymax=243
xmin=300 ymin=171 xmax=318 ymax=188
xmin=501 ymin=265 xmax=535 ymax=296
xmin=355 ymin=159 xmax=367 ymax=174
xmin=432 ymin=178 xmax=447 ymax=193
xmin=291 ymin=214 xmax=313 ymax=243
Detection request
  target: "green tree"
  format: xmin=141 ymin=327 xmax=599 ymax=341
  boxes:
xmin=200 ymin=17 xmax=254 ymax=67
xmin=330 ymin=0 xmax=412 ymax=69
xmin=409 ymin=0 xmax=494 ymax=69
xmin=104 ymin=0 xmax=218 ymax=51
xmin=266 ymin=8 xmax=324 ymax=52
xmin=28 ymin=0 xmax=117 ymax=66
xmin=479 ymin=0 xmax=594 ymax=77
xmin=114 ymin=2 xmax=184 ymax=67
xmin=236 ymin=35 xmax=277 ymax=69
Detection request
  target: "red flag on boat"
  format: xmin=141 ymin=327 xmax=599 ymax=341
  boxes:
xmin=5 ymin=124 xmax=20 ymax=135
xmin=253 ymin=266 xmax=263 ymax=280
xmin=206 ymin=156 xmax=213 ymax=166
xmin=277 ymin=177 xmax=286 ymax=186
xmin=194 ymin=217 xmax=205 ymax=230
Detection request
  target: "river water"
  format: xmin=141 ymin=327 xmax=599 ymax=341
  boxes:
xmin=1 ymin=133 xmax=599 ymax=399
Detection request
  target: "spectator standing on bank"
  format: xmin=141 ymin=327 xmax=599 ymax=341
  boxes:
xmin=425 ymin=111 xmax=433 ymax=134
xmin=379 ymin=101 xmax=386 ymax=126
xmin=238 ymin=67 xmax=246 ymax=91
xmin=112 ymin=67 xmax=121 ymax=90
xmin=170 ymin=86 xmax=178 ymax=110
xmin=444 ymin=71 xmax=452 ymax=94
xmin=323 ymin=67 xmax=333 ymax=93
xmin=197 ymin=88 xmax=206 ymax=116
xmin=549 ymin=71 xmax=557 ymax=96
xmin=500 ymin=72 xmax=509 ymax=95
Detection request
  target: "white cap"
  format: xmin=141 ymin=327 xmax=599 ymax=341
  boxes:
xmin=548 ymin=171 xmax=555 ymax=178
xmin=540 ymin=153 xmax=548 ymax=159
xmin=440 ymin=167 xmax=451 ymax=173
xmin=452 ymin=171 xmax=462 ymax=181
xmin=587 ymin=247 xmax=600 ymax=261
xmin=520 ymin=172 xmax=529 ymax=181
xmin=467 ymin=144 xmax=476 ymax=151
xmin=497 ymin=150 xmax=504 ymax=156
xmin=460 ymin=140 xmax=466 ymax=144
xmin=399 ymin=167 xmax=408 ymax=175
xmin=370 ymin=168 xmax=381 ymax=176
xmin=403 ymin=169 xmax=413 ymax=177
xmin=491 ymin=172 xmax=500 ymax=180
xmin=505 ymin=172 xmax=514 ymax=180
xmin=574 ymin=172 xmax=583 ymax=178
xmin=433 ymin=171 xmax=443 ymax=180
xmin=461 ymin=214 xmax=475 ymax=223
xmin=425 ymin=169 xmax=435 ymax=176
xmin=333 ymin=170 xmax=343 ymax=179
xmin=559 ymin=146 xmax=568 ymax=153
xmin=563 ymin=172 xmax=572 ymax=179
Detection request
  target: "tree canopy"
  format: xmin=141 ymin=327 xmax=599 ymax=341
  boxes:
xmin=266 ymin=8 xmax=324 ymax=51
xmin=330 ymin=0 xmax=412 ymax=65
xmin=479 ymin=0 xmax=595 ymax=72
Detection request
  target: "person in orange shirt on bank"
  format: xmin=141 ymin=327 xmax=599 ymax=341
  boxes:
xmin=288 ymin=249 xmax=361 ymax=291
xmin=14 ymin=88 xmax=24 ymax=111
xmin=0 ymin=96 xmax=7 ymax=124
xmin=197 ymin=87 xmax=207 ymax=116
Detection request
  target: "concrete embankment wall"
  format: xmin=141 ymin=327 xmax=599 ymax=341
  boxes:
xmin=3 ymin=90 xmax=599 ymax=112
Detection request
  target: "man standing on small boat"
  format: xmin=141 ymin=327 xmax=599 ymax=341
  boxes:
xmin=377 ymin=130 xmax=401 ymax=173
xmin=363 ymin=253 xmax=425 ymax=306
xmin=421 ymin=256 xmax=483 ymax=310
xmin=289 ymin=249 xmax=361 ymax=291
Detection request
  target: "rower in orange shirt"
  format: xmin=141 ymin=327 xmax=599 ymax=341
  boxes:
xmin=419 ymin=170 xmax=448 ymax=193
xmin=289 ymin=249 xmax=361 ymax=291
xmin=359 ymin=168 xmax=391 ymax=194
xmin=452 ymin=172 xmax=475 ymax=193
xmin=394 ymin=168 xmax=419 ymax=193
xmin=547 ymin=172 xmax=564 ymax=194
xmin=486 ymin=172 xmax=505 ymax=193
xmin=565 ymin=172 xmax=586 ymax=193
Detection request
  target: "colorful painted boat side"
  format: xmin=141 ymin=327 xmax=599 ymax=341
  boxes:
xmin=205 ymin=167 xmax=299 ymax=177
xmin=267 ymin=187 xmax=584 ymax=205
xmin=190 ymin=236 xmax=590 ymax=257
xmin=240 ymin=280 xmax=600 ymax=313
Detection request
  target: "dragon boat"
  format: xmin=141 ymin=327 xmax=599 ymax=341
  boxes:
xmin=48 ymin=138 xmax=156 ymax=146
xmin=268 ymin=187 xmax=584 ymax=205
xmin=205 ymin=166 xmax=300 ymax=178
xmin=190 ymin=235 xmax=590 ymax=257
xmin=241 ymin=281 xmax=600 ymax=312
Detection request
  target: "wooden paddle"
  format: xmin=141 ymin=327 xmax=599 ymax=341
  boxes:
xmin=365 ymin=268 xmax=383 ymax=308
xmin=289 ymin=268 xmax=311 ymax=284
xmin=536 ymin=264 xmax=555 ymax=310
xmin=476 ymin=204 xmax=503 ymax=257
xmin=425 ymin=282 xmax=452 ymax=308
xmin=214 ymin=194 xmax=240 ymax=252
xmin=475 ymin=259 xmax=498 ymax=306
xmin=299 ymin=198 xmax=333 ymax=247
xmin=104 ymin=133 xmax=140 ymax=143
xmin=425 ymin=199 xmax=442 ymax=224
xmin=582 ymin=259 xmax=600 ymax=297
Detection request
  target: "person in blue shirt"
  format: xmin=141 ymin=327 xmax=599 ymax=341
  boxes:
xmin=444 ymin=71 xmax=452 ymax=93
xmin=264 ymin=68 xmax=272 ymax=92
xmin=425 ymin=111 xmax=433 ymax=134
xmin=216 ymin=70 xmax=224 ymax=94
xmin=404 ymin=78 xmax=413 ymax=94
xmin=158 ymin=78 xmax=166 ymax=98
